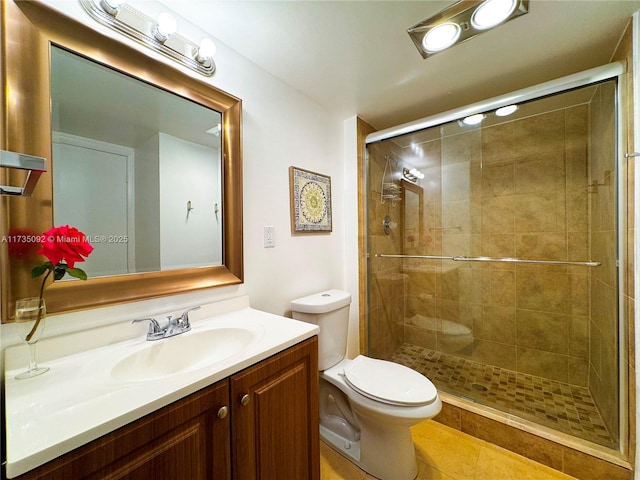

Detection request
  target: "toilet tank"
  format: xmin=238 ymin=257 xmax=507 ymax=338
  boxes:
xmin=291 ymin=289 xmax=352 ymax=371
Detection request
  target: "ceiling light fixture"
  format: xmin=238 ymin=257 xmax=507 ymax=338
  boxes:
xmin=495 ymin=104 xmax=518 ymax=116
xmin=79 ymin=0 xmax=216 ymax=76
xmin=407 ymin=0 xmax=529 ymax=59
xmin=422 ymin=23 xmax=461 ymax=53
xmin=471 ymin=0 xmax=518 ymax=30
xmin=462 ymin=113 xmax=485 ymax=125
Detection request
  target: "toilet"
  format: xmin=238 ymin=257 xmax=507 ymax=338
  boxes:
xmin=291 ymin=289 xmax=442 ymax=480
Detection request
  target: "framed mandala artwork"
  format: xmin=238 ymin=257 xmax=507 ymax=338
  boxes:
xmin=289 ymin=166 xmax=332 ymax=233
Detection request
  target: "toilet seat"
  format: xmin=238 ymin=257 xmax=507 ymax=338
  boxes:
xmin=342 ymin=356 xmax=437 ymax=406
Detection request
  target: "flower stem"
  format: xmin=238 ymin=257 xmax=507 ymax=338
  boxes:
xmin=25 ymin=269 xmax=50 ymax=343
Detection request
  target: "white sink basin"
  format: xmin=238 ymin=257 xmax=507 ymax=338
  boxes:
xmin=111 ymin=327 xmax=257 ymax=382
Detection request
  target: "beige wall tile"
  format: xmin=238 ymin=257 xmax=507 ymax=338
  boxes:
xmin=516 ymin=310 xmax=569 ymax=354
xmin=517 ymin=346 xmax=568 ymax=382
xmin=563 ymin=448 xmax=632 ymax=480
xmin=475 ymin=445 xmax=577 ymax=480
xmin=513 ymin=110 xmax=565 ymax=157
xmin=459 ymin=411 xmax=564 ymax=470
xmin=516 ymin=232 xmax=567 ymax=261
xmin=482 ymin=122 xmax=515 ymax=164
xmin=475 ymin=305 xmax=516 ymax=344
xmin=514 ymin=152 xmax=565 ymax=195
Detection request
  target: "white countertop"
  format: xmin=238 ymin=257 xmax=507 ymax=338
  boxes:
xmin=4 ymin=297 xmax=318 ymax=478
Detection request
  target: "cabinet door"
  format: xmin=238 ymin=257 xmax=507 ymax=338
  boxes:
xmin=230 ymin=337 xmax=319 ymax=480
xmin=15 ymin=380 xmax=231 ymax=480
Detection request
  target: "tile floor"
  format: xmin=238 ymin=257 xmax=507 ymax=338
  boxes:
xmin=320 ymin=420 xmax=578 ymax=480
xmin=389 ymin=343 xmax=615 ymax=448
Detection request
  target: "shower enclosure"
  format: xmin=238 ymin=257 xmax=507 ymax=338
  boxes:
xmin=365 ymin=66 xmax=625 ymax=451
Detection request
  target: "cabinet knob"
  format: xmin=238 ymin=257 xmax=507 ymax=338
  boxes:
xmin=217 ymin=406 xmax=228 ymax=419
xmin=240 ymin=394 xmax=251 ymax=406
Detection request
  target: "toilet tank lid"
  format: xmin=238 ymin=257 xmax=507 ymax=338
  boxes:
xmin=291 ymin=289 xmax=351 ymax=314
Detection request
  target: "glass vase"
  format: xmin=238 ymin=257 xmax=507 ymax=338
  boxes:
xmin=14 ymin=297 xmax=49 ymax=380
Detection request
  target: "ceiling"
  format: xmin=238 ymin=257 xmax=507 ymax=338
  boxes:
xmin=160 ymin=0 xmax=640 ymax=130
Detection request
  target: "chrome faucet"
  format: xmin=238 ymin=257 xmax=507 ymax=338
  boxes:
xmin=132 ymin=306 xmax=201 ymax=341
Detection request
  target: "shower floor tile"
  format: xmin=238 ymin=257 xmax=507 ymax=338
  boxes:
xmin=388 ymin=343 xmax=616 ymax=449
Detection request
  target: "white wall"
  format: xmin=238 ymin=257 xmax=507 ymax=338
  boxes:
xmin=0 ymin=0 xmax=356 ymax=345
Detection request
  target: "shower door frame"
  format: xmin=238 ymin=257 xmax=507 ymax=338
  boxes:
xmin=364 ymin=62 xmax=629 ymax=456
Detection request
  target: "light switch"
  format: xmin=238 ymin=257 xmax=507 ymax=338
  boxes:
xmin=264 ymin=226 xmax=275 ymax=248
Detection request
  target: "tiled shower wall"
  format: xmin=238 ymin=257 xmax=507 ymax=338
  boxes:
xmin=369 ymin=103 xmax=600 ymax=387
xmin=589 ymin=81 xmax=619 ymax=439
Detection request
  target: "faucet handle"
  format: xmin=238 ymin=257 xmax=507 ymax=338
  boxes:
xmin=132 ymin=317 xmax=161 ymax=334
xmin=179 ymin=306 xmax=201 ymax=327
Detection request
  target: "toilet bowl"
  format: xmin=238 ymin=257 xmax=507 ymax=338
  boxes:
xmin=407 ymin=314 xmax=474 ymax=352
xmin=291 ymin=290 xmax=442 ymax=480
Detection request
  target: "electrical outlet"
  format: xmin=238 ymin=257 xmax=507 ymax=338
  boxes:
xmin=264 ymin=226 xmax=275 ymax=248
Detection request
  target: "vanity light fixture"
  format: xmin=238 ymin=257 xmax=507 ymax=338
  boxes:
xmin=79 ymin=0 xmax=217 ymax=76
xmin=403 ymin=167 xmax=425 ymax=183
xmin=407 ymin=0 xmax=529 ymax=59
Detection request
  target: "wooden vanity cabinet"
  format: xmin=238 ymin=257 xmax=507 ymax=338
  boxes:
xmin=231 ymin=336 xmax=320 ymax=480
xmin=12 ymin=336 xmax=318 ymax=480
xmin=14 ymin=380 xmax=231 ymax=480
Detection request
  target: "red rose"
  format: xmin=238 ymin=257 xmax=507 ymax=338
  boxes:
xmin=38 ymin=225 xmax=93 ymax=269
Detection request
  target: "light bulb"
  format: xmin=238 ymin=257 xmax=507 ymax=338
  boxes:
xmin=154 ymin=12 xmax=177 ymax=42
xmin=422 ymin=22 xmax=461 ymax=53
xmin=196 ymin=38 xmax=216 ymax=63
xmin=471 ymin=0 xmax=517 ymax=30
xmin=100 ymin=0 xmax=124 ymax=16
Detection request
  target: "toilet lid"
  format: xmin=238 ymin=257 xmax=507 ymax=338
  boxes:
xmin=342 ymin=356 xmax=437 ymax=406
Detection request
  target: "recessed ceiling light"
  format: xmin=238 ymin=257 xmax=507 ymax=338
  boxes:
xmin=495 ymin=104 xmax=518 ymax=116
xmin=422 ymin=23 xmax=461 ymax=53
xmin=462 ymin=114 xmax=485 ymax=125
xmin=471 ymin=0 xmax=518 ymax=30
xmin=407 ymin=0 xmax=528 ymax=59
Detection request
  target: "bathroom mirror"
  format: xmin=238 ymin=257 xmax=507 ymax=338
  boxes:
xmin=0 ymin=1 xmax=243 ymax=320
xmin=51 ymin=46 xmax=223 ymax=277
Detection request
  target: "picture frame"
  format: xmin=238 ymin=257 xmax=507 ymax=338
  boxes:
xmin=289 ymin=166 xmax=332 ymax=233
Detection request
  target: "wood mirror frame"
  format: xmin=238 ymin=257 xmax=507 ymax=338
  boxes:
xmin=0 ymin=1 xmax=243 ymax=321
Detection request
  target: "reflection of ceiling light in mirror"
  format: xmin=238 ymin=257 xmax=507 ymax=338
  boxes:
xmin=154 ymin=12 xmax=177 ymax=43
xmin=422 ymin=23 xmax=461 ymax=53
xmin=462 ymin=114 xmax=485 ymax=125
xmin=206 ymin=123 xmax=222 ymax=136
xmin=471 ymin=0 xmax=518 ymax=30
xmin=495 ymin=104 xmax=518 ymax=116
